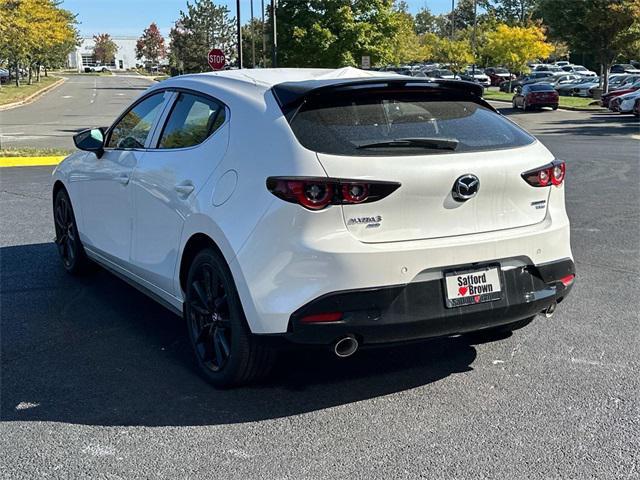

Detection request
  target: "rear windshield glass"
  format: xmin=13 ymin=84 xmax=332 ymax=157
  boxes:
xmin=528 ymin=84 xmax=555 ymax=91
xmin=288 ymin=91 xmax=535 ymax=156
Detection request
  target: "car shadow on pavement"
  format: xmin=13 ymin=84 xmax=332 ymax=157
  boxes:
xmin=1 ymin=243 xmax=477 ymax=427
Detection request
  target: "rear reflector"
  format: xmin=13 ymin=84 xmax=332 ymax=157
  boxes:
xmin=559 ymin=274 xmax=575 ymax=287
xmin=300 ymin=312 xmax=343 ymax=324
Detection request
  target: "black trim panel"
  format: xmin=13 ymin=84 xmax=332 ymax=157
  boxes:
xmin=279 ymin=258 xmax=575 ymax=345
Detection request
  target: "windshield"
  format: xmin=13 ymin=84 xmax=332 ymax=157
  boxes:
xmin=494 ymin=68 xmax=509 ymax=74
xmin=439 ymin=70 xmax=454 ymax=76
xmin=528 ymin=84 xmax=555 ymax=91
xmin=287 ymin=91 xmax=534 ymax=157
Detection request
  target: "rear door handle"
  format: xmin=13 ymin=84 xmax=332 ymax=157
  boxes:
xmin=116 ymin=174 xmax=130 ymax=185
xmin=174 ymin=183 xmax=195 ymax=196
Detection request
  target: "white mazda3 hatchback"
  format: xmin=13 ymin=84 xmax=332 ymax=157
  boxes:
xmin=53 ymin=68 xmax=575 ymax=387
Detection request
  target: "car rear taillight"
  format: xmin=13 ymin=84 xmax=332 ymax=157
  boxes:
xmin=266 ymin=177 xmax=400 ymax=210
xmin=521 ymin=161 xmax=565 ymax=187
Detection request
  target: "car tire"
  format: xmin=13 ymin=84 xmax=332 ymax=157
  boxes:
xmin=552 ymin=105 xmax=558 ymax=110
xmin=184 ymin=248 xmax=275 ymax=388
xmin=465 ymin=316 xmax=536 ymax=343
xmin=512 ymin=99 xmax=518 ymax=109
xmin=522 ymin=101 xmax=528 ymax=112
xmin=54 ymin=189 xmax=91 ymax=275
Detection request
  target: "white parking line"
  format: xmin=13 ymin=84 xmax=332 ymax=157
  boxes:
xmin=90 ymin=77 xmax=97 ymax=104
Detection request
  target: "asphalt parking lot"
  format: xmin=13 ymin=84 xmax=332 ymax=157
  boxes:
xmin=0 ymin=74 xmax=154 ymax=150
xmin=1 ymin=99 xmax=639 ymax=478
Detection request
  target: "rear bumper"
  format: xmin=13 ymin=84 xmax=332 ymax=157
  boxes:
xmin=528 ymin=99 xmax=559 ymax=106
xmin=282 ymin=258 xmax=574 ymax=345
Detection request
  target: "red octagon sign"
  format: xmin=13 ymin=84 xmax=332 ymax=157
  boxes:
xmin=208 ymin=48 xmax=225 ymax=71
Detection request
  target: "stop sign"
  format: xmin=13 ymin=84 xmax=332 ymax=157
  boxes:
xmin=208 ymin=48 xmax=225 ymax=71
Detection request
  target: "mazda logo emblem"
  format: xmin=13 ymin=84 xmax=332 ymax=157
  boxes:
xmin=452 ymin=174 xmax=480 ymax=201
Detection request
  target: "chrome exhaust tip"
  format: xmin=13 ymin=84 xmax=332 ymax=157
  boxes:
xmin=543 ymin=301 xmax=557 ymax=318
xmin=334 ymin=336 xmax=358 ymax=358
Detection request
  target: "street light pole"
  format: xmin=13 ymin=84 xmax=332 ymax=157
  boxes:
xmin=236 ymin=0 xmax=243 ymax=69
xmin=472 ymin=0 xmax=477 ymax=76
xmin=271 ymin=0 xmax=278 ymax=68
xmin=261 ymin=0 xmax=266 ymax=67
xmin=250 ymin=0 xmax=256 ymax=68
xmin=451 ymin=0 xmax=455 ymax=38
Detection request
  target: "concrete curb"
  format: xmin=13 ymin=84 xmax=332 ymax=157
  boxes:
xmin=0 ymin=77 xmax=66 ymax=112
xmin=485 ymin=97 xmax=606 ymax=112
xmin=0 ymin=156 xmax=65 ymax=168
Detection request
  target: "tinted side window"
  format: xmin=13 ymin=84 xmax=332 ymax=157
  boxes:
xmin=107 ymin=92 xmax=168 ymax=149
xmin=158 ymin=93 xmax=225 ymax=149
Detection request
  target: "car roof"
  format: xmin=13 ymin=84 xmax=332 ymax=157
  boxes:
xmin=156 ymin=67 xmax=404 ymax=100
xmin=153 ymin=67 xmax=486 ymax=110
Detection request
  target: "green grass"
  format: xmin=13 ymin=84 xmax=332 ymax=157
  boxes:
xmin=0 ymin=76 xmax=60 ymax=106
xmin=0 ymin=147 xmax=72 ymax=157
xmin=483 ymin=89 xmax=603 ymax=110
xmin=482 ymin=90 xmax=514 ymax=102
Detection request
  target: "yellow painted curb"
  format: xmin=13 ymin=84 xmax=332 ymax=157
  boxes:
xmin=0 ymin=156 xmax=65 ymax=167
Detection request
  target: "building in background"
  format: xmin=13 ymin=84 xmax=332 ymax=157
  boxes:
xmin=68 ymin=37 xmax=138 ymax=71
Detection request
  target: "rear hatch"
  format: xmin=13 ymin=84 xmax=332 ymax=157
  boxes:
xmin=281 ymin=81 xmax=552 ymax=243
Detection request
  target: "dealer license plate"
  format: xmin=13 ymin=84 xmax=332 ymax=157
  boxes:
xmin=444 ymin=266 xmax=502 ymax=308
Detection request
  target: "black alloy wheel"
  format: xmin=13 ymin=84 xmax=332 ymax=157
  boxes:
xmin=187 ymin=260 xmax=232 ymax=373
xmin=54 ymin=189 xmax=89 ymax=274
xmin=185 ymin=249 xmax=275 ymax=387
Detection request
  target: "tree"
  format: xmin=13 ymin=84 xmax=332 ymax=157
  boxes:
xmin=537 ymin=0 xmax=640 ymax=92
xmin=415 ymin=7 xmax=437 ymax=35
xmin=389 ymin=3 xmax=433 ymax=64
xmin=136 ymin=22 xmax=166 ymax=67
xmin=0 ymin=0 xmax=77 ymax=86
xmin=30 ymin=3 xmax=79 ymax=81
xmin=274 ymin=0 xmax=401 ymax=68
xmin=452 ymin=0 xmax=492 ymax=32
xmin=547 ymin=41 xmax=570 ymax=62
xmin=241 ymin=18 xmax=268 ymax=68
xmin=491 ymin=0 xmax=538 ymax=25
xmin=93 ymin=33 xmax=118 ymax=65
xmin=483 ymin=23 xmax=553 ymax=88
xmin=434 ymin=38 xmax=474 ymax=73
xmin=169 ymin=0 xmax=236 ymax=72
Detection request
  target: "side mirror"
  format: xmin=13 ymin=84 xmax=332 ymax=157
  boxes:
xmin=73 ymin=128 xmax=105 ymax=158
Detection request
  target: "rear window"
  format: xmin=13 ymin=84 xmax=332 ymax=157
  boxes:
xmin=528 ymin=84 xmax=555 ymax=91
xmin=288 ymin=91 xmax=534 ymax=156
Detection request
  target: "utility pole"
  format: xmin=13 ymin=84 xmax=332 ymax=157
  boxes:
xmin=451 ymin=0 xmax=455 ymax=39
xmin=271 ymin=0 xmax=277 ymax=68
xmin=250 ymin=0 xmax=256 ymax=68
xmin=236 ymin=0 xmax=243 ymax=69
xmin=261 ymin=0 xmax=266 ymax=67
xmin=471 ymin=0 xmax=477 ymax=76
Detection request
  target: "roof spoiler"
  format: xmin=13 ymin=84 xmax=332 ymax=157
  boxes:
xmin=271 ymin=77 xmax=490 ymax=115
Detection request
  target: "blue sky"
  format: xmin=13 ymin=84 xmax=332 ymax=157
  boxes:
xmin=61 ymin=0 xmax=455 ymax=37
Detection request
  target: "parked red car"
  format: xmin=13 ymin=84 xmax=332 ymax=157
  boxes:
xmin=600 ymin=79 xmax=640 ymax=107
xmin=484 ymin=67 xmax=515 ymax=86
xmin=512 ymin=83 xmax=559 ymax=111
